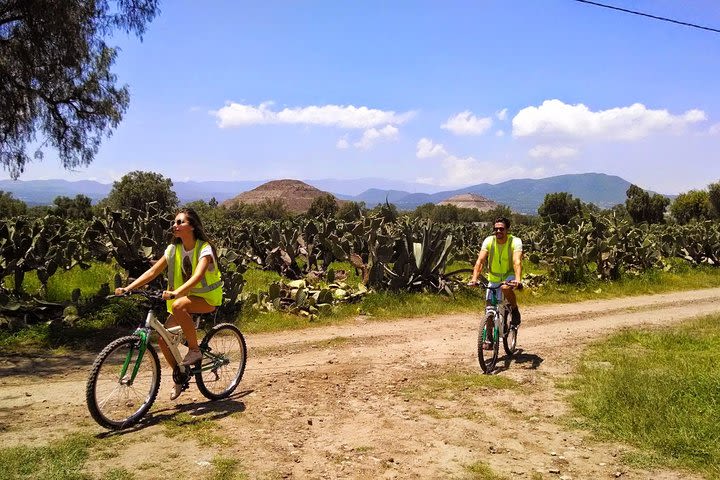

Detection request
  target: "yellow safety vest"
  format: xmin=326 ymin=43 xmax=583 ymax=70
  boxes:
xmin=486 ymin=235 xmax=515 ymax=283
xmin=166 ymin=240 xmax=223 ymax=313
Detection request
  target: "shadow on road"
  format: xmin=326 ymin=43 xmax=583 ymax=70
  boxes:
xmin=495 ymin=348 xmax=543 ymax=373
xmin=96 ymin=389 xmax=253 ymax=438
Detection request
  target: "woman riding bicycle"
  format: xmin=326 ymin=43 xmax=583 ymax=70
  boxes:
xmin=115 ymin=207 xmax=223 ymax=400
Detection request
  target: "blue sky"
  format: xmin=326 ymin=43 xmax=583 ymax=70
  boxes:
xmin=5 ymin=0 xmax=720 ymax=194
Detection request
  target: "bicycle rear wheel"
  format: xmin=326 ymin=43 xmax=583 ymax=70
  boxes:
xmin=503 ymin=310 xmax=518 ymax=355
xmin=478 ymin=319 xmax=499 ymax=374
xmin=86 ymin=336 xmax=161 ymax=430
xmin=196 ymin=323 xmax=247 ymax=400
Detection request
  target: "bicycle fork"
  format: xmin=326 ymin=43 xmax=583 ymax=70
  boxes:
xmin=119 ymin=328 xmax=151 ymax=385
xmin=483 ymin=308 xmax=500 ymax=344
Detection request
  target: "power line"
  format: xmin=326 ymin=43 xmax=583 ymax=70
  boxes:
xmin=573 ymin=0 xmax=720 ymax=34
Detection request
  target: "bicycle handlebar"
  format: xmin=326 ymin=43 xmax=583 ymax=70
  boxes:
xmin=109 ymin=289 xmax=166 ymax=301
xmin=466 ymin=279 xmax=523 ymax=290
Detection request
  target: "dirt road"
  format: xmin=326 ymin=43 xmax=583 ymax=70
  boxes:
xmin=2 ymin=288 xmax=720 ymax=479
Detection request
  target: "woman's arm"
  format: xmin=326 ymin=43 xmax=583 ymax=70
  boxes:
xmin=115 ymin=256 xmax=168 ymax=295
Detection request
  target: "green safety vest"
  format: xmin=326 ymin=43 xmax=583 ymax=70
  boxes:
xmin=166 ymin=240 xmax=223 ymax=313
xmin=486 ymin=234 xmax=515 ymax=283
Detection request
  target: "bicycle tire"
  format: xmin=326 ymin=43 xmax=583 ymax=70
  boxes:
xmin=503 ymin=310 xmax=518 ymax=355
xmin=86 ymin=335 xmax=161 ymax=430
xmin=478 ymin=319 xmax=499 ymax=374
xmin=195 ymin=323 xmax=247 ymax=400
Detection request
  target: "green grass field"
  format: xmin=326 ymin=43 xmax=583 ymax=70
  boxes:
xmin=567 ymin=314 xmax=720 ymax=477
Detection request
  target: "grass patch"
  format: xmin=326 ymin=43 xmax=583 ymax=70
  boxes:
xmin=103 ymin=468 xmax=136 ymax=480
xmin=522 ymin=264 xmax=720 ymax=306
xmin=402 ymin=371 xmax=518 ymax=401
xmin=210 ymin=456 xmax=249 ymax=480
xmin=0 ymin=433 xmax=94 ymax=480
xmin=0 ymin=299 xmax=139 ymax=353
xmin=5 ymin=262 xmax=120 ymax=302
xmin=463 ymin=461 xmax=509 ymax=480
xmin=162 ymin=412 xmax=228 ymax=446
xmin=568 ymin=314 xmax=720 ymax=477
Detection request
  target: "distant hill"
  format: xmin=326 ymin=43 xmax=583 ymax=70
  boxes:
xmin=0 ymin=173 xmax=665 ymax=214
xmin=222 ymin=179 xmax=340 ymax=214
xmin=438 ymin=193 xmax=498 ymax=212
xmin=0 ymin=179 xmax=112 ymax=206
xmin=347 ymin=173 xmax=648 ymax=214
xmin=0 ymin=179 xmax=262 ymax=206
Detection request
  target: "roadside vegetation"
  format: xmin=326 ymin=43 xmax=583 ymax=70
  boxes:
xmin=2 ymin=171 xmax=720 ymax=351
xmin=567 ymin=314 xmax=720 ymax=478
xmin=0 ymin=432 xmax=249 ymax=480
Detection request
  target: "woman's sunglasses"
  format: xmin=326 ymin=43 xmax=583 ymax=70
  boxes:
xmin=173 ymin=219 xmax=187 ymax=226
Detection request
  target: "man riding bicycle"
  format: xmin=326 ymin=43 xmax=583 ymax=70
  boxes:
xmin=469 ymin=216 xmax=523 ymax=349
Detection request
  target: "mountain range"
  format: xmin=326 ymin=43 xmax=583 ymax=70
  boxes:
xmin=0 ymin=173 xmax=656 ymax=214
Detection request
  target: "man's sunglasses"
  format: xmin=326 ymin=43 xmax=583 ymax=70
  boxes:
xmin=493 ymin=227 xmax=506 ymax=232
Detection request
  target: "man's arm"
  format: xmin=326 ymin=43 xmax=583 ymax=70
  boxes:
xmin=470 ymin=250 xmax=488 ymax=283
xmin=511 ymin=248 xmax=523 ymax=285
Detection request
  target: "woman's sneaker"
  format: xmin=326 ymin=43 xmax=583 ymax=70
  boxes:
xmin=181 ymin=348 xmax=202 ymax=366
xmin=170 ymin=382 xmax=184 ymax=400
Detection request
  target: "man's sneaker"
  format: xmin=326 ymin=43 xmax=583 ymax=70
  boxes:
xmin=181 ymin=348 xmax=202 ymax=366
xmin=511 ymin=307 xmax=521 ymax=327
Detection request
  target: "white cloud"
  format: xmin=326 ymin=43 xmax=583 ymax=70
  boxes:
xmin=528 ymin=144 xmax=579 ymax=159
xmin=336 ymin=137 xmax=350 ymax=149
xmin=353 ymin=125 xmax=399 ymax=150
xmin=417 ymin=155 xmax=545 ymax=187
xmin=495 ymin=130 xmax=505 ymax=137
xmin=441 ymin=111 xmax=493 ymax=135
xmin=513 ymin=99 xmax=706 ymax=140
xmin=709 ymin=123 xmax=720 ymax=136
xmin=213 ymin=101 xmax=414 ymax=129
xmin=496 ymin=108 xmax=508 ymax=121
xmin=416 ymin=138 xmax=447 ymax=158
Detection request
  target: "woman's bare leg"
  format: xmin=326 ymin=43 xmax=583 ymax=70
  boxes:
xmin=169 ymin=296 xmax=215 ymax=352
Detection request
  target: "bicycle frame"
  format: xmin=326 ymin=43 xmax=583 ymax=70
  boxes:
xmin=482 ymin=285 xmax=507 ymax=345
xmin=121 ymin=307 xmax=224 ymax=384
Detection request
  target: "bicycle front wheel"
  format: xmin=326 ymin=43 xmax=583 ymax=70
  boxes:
xmin=478 ymin=320 xmax=499 ymax=374
xmin=86 ymin=336 xmax=161 ymax=430
xmin=196 ymin=323 xmax=247 ymax=400
xmin=503 ymin=310 xmax=518 ymax=355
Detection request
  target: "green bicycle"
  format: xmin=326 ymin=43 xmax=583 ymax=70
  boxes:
xmin=470 ymin=277 xmax=521 ymax=374
xmin=86 ymin=289 xmax=247 ymax=430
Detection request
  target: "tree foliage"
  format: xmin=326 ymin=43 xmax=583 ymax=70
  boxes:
xmin=0 ymin=190 xmax=26 ymax=218
xmin=708 ymin=181 xmax=720 ymax=218
xmin=52 ymin=194 xmax=93 ymax=220
xmin=537 ymin=192 xmax=582 ymax=224
xmin=0 ymin=0 xmax=160 ymax=179
xmin=224 ymin=199 xmax=291 ymax=221
xmin=307 ymin=194 xmax=338 ymax=218
xmin=670 ymin=190 xmax=712 ymax=225
xmin=411 ymin=203 xmax=483 ymax=223
xmin=336 ymin=201 xmax=367 ymax=222
xmin=104 ymin=170 xmax=178 ymax=214
xmin=625 ymin=184 xmax=670 ymax=224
